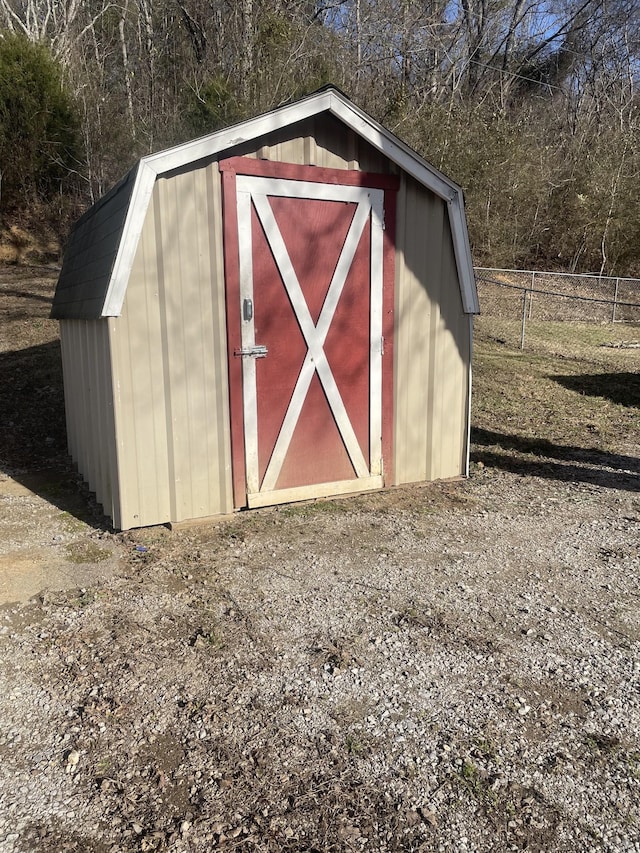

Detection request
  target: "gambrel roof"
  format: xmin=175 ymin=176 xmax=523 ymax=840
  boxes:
xmin=52 ymin=87 xmax=479 ymax=320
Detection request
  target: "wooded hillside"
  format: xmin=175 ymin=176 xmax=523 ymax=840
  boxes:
xmin=1 ymin=0 xmax=639 ymax=274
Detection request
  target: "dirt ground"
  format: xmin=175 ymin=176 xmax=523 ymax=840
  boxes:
xmin=0 ymin=267 xmax=120 ymax=605
xmin=0 ymin=266 xmax=639 ymax=852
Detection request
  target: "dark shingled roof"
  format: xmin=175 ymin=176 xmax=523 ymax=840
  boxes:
xmin=51 ymin=164 xmax=138 ymax=320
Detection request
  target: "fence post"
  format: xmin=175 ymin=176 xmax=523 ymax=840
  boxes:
xmin=520 ymin=289 xmax=529 ymax=350
xmin=612 ymin=278 xmax=619 ymax=323
xmin=529 ymin=271 xmax=535 ymax=318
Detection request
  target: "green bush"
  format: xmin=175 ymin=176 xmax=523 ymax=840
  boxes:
xmin=0 ymin=32 xmax=81 ymax=215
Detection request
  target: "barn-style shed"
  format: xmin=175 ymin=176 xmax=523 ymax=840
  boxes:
xmin=52 ymin=88 xmax=479 ymax=531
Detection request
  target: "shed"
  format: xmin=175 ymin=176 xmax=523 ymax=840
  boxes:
xmin=52 ymin=88 xmax=479 ymax=531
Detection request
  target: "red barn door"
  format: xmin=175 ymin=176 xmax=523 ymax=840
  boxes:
xmin=221 ymin=158 xmax=396 ymax=509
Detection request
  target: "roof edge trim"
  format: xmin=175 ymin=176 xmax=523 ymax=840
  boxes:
xmin=327 ymin=93 xmax=457 ymax=203
xmin=98 ymin=87 xmax=478 ymax=318
xmin=447 ymin=193 xmax=480 ymax=314
xmin=101 ymin=160 xmax=158 ymax=317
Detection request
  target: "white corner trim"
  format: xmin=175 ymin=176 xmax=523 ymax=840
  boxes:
xmin=447 ymin=194 xmax=480 ymax=315
xmin=101 ymin=160 xmax=158 ymax=317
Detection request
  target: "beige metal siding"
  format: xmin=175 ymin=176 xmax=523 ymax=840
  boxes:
xmin=59 ymin=319 xmax=119 ymax=521
xmin=394 ymin=175 xmax=470 ymax=484
xmin=109 ymin=161 xmax=233 ymax=529
xmin=231 ymin=115 xmax=393 ymax=174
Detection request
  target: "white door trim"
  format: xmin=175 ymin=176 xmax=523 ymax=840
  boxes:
xmin=236 ymin=175 xmax=385 ymax=501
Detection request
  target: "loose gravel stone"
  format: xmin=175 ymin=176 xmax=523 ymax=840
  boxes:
xmin=0 ymin=468 xmax=639 ymax=851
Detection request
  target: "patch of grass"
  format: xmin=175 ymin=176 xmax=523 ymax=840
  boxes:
xmin=277 ymin=497 xmax=351 ymax=520
xmin=583 ymin=732 xmax=621 ymax=755
xmin=473 ymin=738 xmax=498 ymax=762
xmin=58 ymin=511 xmax=90 ymax=534
xmin=523 ymin=320 xmax=640 ymax=358
xmin=344 ymin=734 xmax=365 ymax=756
xmin=457 ymin=759 xmax=498 ymax=807
xmin=95 ymin=756 xmax=112 ymax=775
xmin=472 ymin=331 xmax=639 ymax=455
xmin=64 ymin=541 xmax=111 ymax=564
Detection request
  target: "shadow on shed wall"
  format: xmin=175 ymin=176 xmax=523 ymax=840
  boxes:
xmin=0 ymin=339 xmax=108 ymax=528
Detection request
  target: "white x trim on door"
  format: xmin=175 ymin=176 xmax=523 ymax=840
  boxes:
xmin=235 ymin=175 xmax=385 ymax=507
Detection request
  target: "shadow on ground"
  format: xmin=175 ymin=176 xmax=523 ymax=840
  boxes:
xmin=472 ymin=428 xmax=640 ymax=492
xmin=550 ymin=372 xmax=640 ymax=408
xmin=0 ymin=339 xmax=107 ymax=529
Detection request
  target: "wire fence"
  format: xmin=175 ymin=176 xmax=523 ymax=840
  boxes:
xmin=475 ymin=267 xmax=640 ymax=363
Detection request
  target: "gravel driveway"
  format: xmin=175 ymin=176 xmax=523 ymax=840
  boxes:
xmin=1 ymin=455 xmax=639 ymax=852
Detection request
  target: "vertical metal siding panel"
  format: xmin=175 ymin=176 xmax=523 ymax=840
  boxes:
xmin=159 ymin=163 xmax=233 ymax=522
xmin=84 ymin=323 xmax=100 ymax=499
xmin=345 ymin=128 xmax=359 ymax=169
xmin=110 ymin=185 xmax=172 ymax=529
xmin=186 ymin=166 xmax=210 ymax=517
xmin=61 ymin=323 xmax=80 ymax=471
xmin=110 ymin=285 xmax=140 ymax=528
xmin=179 ymin=168 xmax=209 ymax=519
xmin=59 ymin=320 xmax=117 ymax=523
xmin=355 ymin=136 xmax=387 ymax=173
xmin=438 ymin=224 xmax=469 ymax=478
xmin=426 ymin=211 xmax=467 ymax=480
xmin=136 ymin=185 xmax=171 ymax=526
xmin=314 ymin=118 xmax=349 ymax=169
xmin=90 ymin=322 xmax=109 ymax=503
xmin=394 ymin=177 xmax=433 ymax=484
xmin=76 ymin=323 xmax=92 ymax=483
xmin=394 ymin=177 xmax=469 ymax=485
xmin=98 ymin=319 xmax=118 ymax=523
xmin=108 ymin=295 xmax=135 ymax=528
xmin=393 ymin=178 xmax=411 ymax=483
xmin=82 ymin=321 xmax=105 ymax=510
xmin=142 ymin=189 xmax=173 ymax=525
xmin=94 ymin=320 xmax=115 ymax=513
xmin=73 ymin=323 xmax=89 ymax=480
xmin=303 ymin=124 xmax=317 ymax=165
xmin=158 ymin=174 xmax=191 ymax=521
xmin=414 ymin=183 xmax=436 ymax=481
xmin=230 ymin=118 xmax=392 ymax=175
xmin=110 ymin=166 xmax=233 ymax=529
xmin=423 ymin=197 xmax=446 ymax=481
xmin=276 ymin=137 xmax=306 ymax=166
xmin=59 ymin=323 xmax=79 ymax=466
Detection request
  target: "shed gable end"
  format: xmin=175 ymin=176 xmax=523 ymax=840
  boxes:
xmin=52 ymin=89 xmax=479 ymax=322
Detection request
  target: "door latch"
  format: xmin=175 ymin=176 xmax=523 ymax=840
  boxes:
xmin=234 ymin=344 xmax=268 ymax=358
